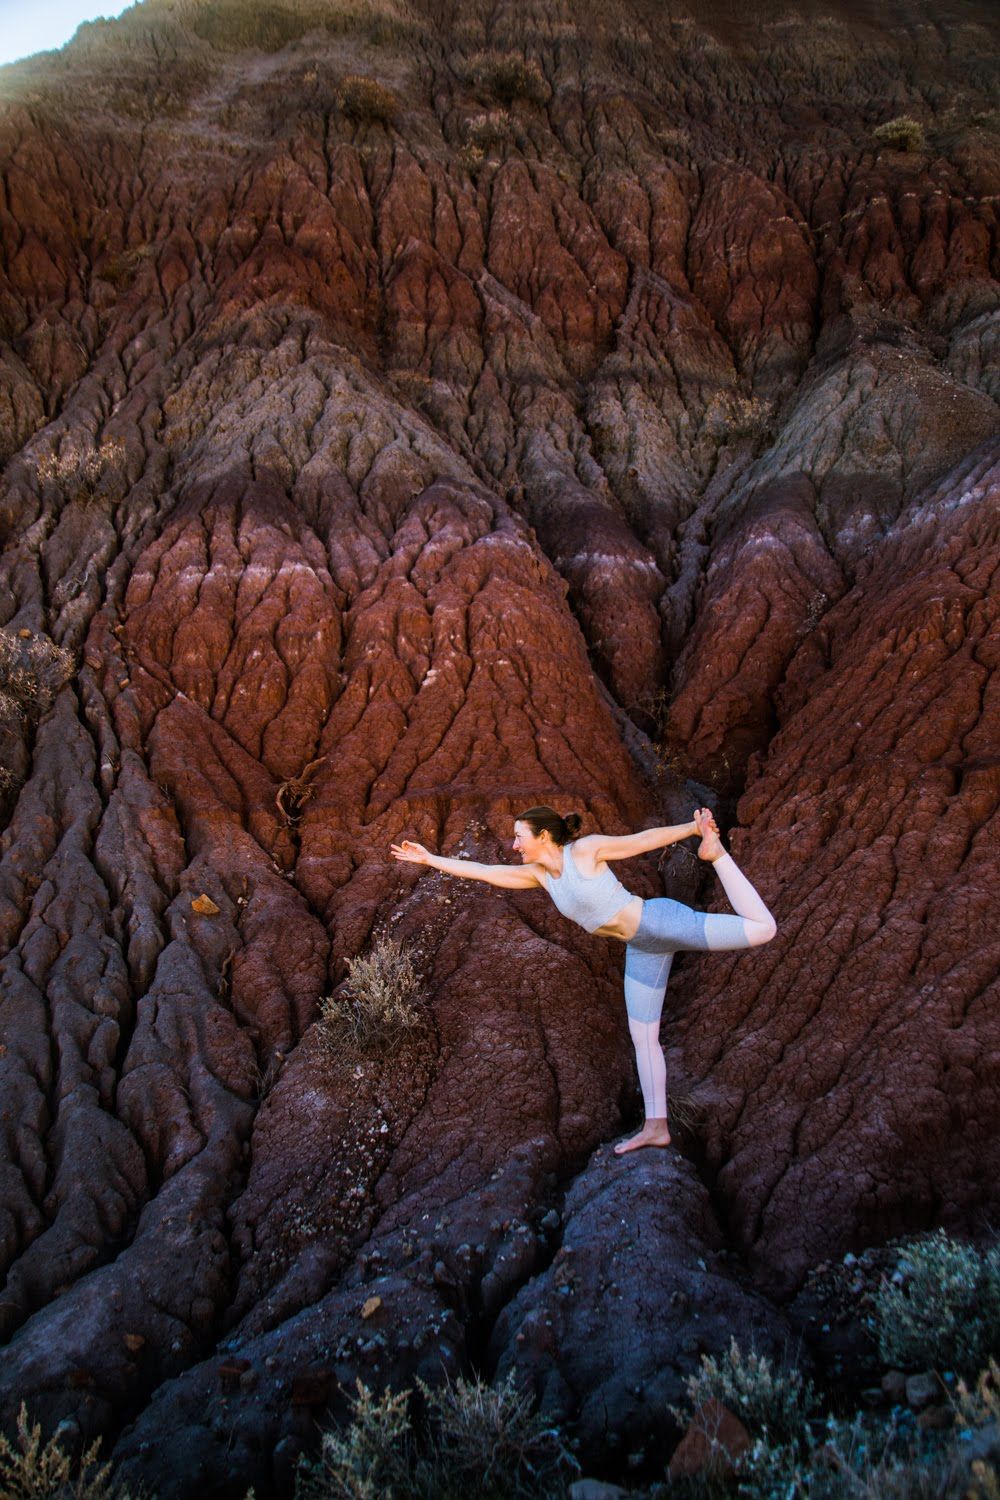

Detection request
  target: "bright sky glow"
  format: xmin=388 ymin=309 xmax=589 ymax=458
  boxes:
xmin=0 ymin=0 xmax=136 ymax=69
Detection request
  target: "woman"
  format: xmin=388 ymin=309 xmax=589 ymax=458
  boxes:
xmin=390 ymin=807 xmax=775 ymax=1153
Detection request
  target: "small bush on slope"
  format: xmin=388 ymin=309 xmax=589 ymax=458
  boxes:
xmin=0 ymin=1404 xmax=134 ymax=1500
xmin=295 ymin=1374 xmax=577 ymax=1500
xmin=874 ymin=1230 xmax=1000 ymax=1376
xmin=0 ymin=628 xmax=73 ymax=722
xmin=467 ymin=51 xmax=548 ymax=106
xmin=873 ymin=115 xmax=926 ymax=152
xmin=35 ymin=438 xmax=127 ymax=508
xmin=318 ymin=935 xmax=426 ymax=1059
xmin=680 ymin=1337 xmax=820 ymax=1445
xmin=338 ymin=74 xmax=400 ymax=125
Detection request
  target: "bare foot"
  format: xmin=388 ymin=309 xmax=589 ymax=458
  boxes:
xmin=693 ymin=807 xmax=725 ymax=863
xmin=614 ymin=1120 xmax=672 ymax=1154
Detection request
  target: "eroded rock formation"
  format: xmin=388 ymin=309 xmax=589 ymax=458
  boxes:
xmin=0 ymin=0 xmax=997 ymax=1490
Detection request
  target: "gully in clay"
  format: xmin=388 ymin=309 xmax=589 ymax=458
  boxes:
xmin=391 ymin=807 xmax=776 ymax=1153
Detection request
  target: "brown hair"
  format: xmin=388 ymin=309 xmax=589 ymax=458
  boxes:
xmin=516 ymin=806 xmax=582 ymax=846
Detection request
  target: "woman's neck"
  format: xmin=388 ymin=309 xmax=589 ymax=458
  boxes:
xmin=537 ymin=841 xmax=565 ymax=876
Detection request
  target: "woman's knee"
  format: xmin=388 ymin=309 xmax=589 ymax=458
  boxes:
xmin=625 ymin=992 xmax=665 ymax=1025
xmin=747 ymin=913 xmax=777 ymax=947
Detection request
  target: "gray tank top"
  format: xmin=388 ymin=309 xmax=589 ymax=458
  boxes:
xmin=544 ymin=843 xmax=634 ymax=933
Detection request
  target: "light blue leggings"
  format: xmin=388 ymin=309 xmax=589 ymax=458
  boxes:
xmin=623 ymin=897 xmax=755 ymax=1023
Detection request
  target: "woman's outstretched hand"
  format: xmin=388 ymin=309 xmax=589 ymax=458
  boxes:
xmin=391 ymin=839 xmax=431 ymax=865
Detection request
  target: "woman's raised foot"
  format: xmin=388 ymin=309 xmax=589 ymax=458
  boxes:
xmin=693 ymin=807 xmax=725 ymax=863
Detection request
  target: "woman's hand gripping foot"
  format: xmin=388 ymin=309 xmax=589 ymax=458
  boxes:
xmin=693 ymin=806 xmax=725 ymax=863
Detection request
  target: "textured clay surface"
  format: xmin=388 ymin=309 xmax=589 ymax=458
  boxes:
xmin=0 ymin=0 xmax=997 ymax=1490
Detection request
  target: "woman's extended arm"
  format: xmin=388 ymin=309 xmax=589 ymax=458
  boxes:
xmin=390 ymin=841 xmax=542 ymax=890
xmin=583 ymin=818 xmax=701 ymax=863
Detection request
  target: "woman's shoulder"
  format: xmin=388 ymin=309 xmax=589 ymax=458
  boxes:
xmin=570 ymin=834 xmax=602 ymax=855
xmin=566 ymin=835 xmax=604 ymax=873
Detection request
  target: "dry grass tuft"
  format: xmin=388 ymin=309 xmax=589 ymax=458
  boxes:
xmin=318 ymin=935 xmax=426 ymax=1060
xmin=654 ymin=124 xmax=692 ymax=155
xmin=466 ymin=51 xmax=548 ymax=106
xmin=464 ymin=109 xmax=513 ymax=150
xmin=420 ymin=1372 xmax=578 ymax=1497
xmin=0 ymin=1402 xmax=134 ymax=1499
xmin=100 ymin=245 xmax=155 ymax=290
xmin=296 ymin=1372 xmax=578 ymax=1499
xmin=0 ymin=625 xmax=73 ymax=805
xmin=188 ymin=0 xmax=416 ymax=51
xmin=191 ymin=2 xmax=323 ymax=51
xmin=0 ymin=629 xmax=74 ymax=722
xmin=35 ymin=439 xmax=127 ymax=507
xmin=702 ymin=391 xmax=775 ymax=446
xmin=337 ymin=74 xmax=400 ymax=126
xmin=456 ymin=143 xmax=487 ymax=178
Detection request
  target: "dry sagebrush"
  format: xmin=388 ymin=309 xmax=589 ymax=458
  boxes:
xmin=319 ymin=935 xmax=426 ymax=1060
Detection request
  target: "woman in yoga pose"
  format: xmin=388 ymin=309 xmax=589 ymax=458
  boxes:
xmin=391 ymin=807 xmax=776 ymax=1153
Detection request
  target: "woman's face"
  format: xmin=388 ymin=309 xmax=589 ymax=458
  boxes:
xmin=512 ymin=820 xmax=546 ymax=861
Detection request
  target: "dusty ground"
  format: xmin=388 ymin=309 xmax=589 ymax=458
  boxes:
xmin=0 ymin=0 xmax=997 ymax=1491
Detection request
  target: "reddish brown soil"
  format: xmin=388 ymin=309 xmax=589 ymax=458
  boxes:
xmin=0 ymin=0 xmax=996 ymax=1491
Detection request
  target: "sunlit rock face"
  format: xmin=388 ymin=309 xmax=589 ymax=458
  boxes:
xmin=0 ymin=0 xmax=997 ymax=1489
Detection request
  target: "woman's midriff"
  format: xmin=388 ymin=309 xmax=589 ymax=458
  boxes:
xmin=592 ymin=895 xmax=643 ymax=942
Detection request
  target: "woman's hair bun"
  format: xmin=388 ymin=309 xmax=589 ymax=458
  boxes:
xmin=516 ymin=806 xmax=583 ymax=846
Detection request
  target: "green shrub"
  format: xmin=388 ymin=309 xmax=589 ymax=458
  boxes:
xmin=874 ymin=1230 xmax=1000 ymax=1375
xmin=680 ymin=1338 xmax=819 ymax=1445
xmin=467 ymin=51 xmax=548 ymax=106
xmin=319 ymin=935 xmax=426 ymax=1057
xmin=675 ymin=1327 xmax=1000 ymax=1499
xmin=0 ymin=1403 xmax=131 ymax=1499
xmin=337 ymin=74 xmax=400 ymax=126
xmin=716 ymin=1367 xmax=1000 ymax=1499
xmin=736 ymin=1412 xmax=954 ymax=1500
xmin=872 ymin=116 xmax=926 ymax=152
xmin=296 ymin=1374 xmax=577 ymax=1500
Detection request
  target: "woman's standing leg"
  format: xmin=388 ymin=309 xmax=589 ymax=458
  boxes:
xmin=615 ymin=943 xmax=675 ymax=1155
xmin=612 ymin=816 xmax=776 ymax=1156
